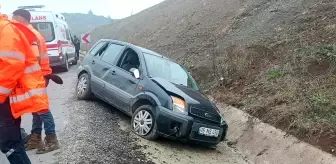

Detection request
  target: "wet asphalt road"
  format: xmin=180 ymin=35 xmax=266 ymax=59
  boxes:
xmin=56 ymin=67 xmax=153 ymax=164
xmin=1 ymin=64 xmax=250 ymax=164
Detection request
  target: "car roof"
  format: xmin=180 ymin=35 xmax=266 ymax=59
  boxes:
xmin=99 ymin=39 xmax=170 ymax=60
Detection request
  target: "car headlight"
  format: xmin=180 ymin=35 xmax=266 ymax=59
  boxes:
xmin=171 ymin=96 xmax=187 ymax=115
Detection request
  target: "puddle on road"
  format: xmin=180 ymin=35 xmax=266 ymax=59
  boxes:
xmin=117 ymin=114 xmax=250 ymax=164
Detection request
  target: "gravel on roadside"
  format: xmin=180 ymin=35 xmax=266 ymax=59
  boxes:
xmin=56 ymin=75 xmax=154 ymax=164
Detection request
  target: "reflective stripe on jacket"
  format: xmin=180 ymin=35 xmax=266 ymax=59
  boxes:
xmin=0 ymin=15 xmax=49 ymax=119
xmin=27 ymin=24 xmax=52 ymax=76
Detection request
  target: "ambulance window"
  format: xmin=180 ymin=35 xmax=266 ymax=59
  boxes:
xmin=65 ymin=28 xmax=71 ymax=41
xmin=31 ymin=22 xmax=55 ymax=42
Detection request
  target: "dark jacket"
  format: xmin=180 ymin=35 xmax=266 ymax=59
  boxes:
xmin=73 ymin=37 xmax=80 ymax=50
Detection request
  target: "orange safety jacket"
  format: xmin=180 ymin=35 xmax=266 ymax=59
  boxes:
xmin=0 ymin=14 xmax=49 ymax=119
xmin=27 ymin=24 xmax=52 ymax=76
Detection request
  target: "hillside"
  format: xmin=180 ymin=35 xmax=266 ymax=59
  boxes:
xmin=62 ymin=11 xmax=113 ymax=36
xmin=91 ymin=0 xmax=336 ymax=155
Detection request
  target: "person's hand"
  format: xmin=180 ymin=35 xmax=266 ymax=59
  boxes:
xmin=44 ymin=76 xmax=50 ymax=86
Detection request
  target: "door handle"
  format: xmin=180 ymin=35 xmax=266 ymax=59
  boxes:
xmin=92 ymin=60 xmax=95 ymax=65
xmin=110 ymin=70 xmax=116 ymax=75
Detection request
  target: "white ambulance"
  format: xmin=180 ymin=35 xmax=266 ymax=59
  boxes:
xmin=15 ymin=5 xmax=77 ymax=72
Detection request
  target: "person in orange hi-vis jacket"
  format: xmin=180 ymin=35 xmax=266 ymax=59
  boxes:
xmin=12 ymin=9 xmax=60 ymax=154
xmin=0 ymin=12 xmax=49 ymax=164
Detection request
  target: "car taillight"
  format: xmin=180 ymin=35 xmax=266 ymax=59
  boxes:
xmin=57 ymin=40 xmax=63 ymax=56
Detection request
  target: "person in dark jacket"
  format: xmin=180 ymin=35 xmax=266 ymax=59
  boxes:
xmin=73 ymin=35 xmax=80 ymax=61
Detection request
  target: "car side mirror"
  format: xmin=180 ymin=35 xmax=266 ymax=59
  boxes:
xmin=130 ymin=68 xmax=140 ymax=79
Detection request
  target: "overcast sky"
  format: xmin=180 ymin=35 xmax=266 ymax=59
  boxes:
xmin=1 ymin=0 xmax=164 ymax=19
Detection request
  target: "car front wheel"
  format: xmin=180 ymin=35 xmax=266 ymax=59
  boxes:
xmin=131 ymin=105 xmax=159 ymax=141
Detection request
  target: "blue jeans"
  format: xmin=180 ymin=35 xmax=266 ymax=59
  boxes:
xmin=20 ymin=128 xmax=29 ymax=144
xmin=31 ymin=111 xmax=56 ymax=135
xmin=0 ymin=99 xmax=31 ymax=164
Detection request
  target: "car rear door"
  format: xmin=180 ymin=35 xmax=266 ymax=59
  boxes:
xmin=87 ymin=41 xmax=110 ymax=99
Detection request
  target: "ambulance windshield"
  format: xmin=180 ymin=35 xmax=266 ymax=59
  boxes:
xmin=32 ymin=22 xmax=55 ymax=42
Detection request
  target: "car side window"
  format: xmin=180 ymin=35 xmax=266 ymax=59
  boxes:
xmin=117 ymin=48 xmax=140 ymax=73
xmin=100 ymin=43 xmax=125 ymax=65
xmin=95 ymin=43 xmax=109 ymax=57
xmin=89 ymin=42 xmax=106 ymax=56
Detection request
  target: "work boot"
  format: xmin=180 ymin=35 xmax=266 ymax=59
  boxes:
xmin=36 ymin=134 xmax=60 ymax=154
xmin=25 ymin=133 xmax=43 ymax=151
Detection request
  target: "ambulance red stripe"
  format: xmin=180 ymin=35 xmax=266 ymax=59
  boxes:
xmin=47 ymin=40 xmax=74 ymax=50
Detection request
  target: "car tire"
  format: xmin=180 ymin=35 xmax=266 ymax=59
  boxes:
xmin=131 ymin=105 xmax=159 ymax=141
xmin=61 ymin=55 xmax=69 ymax=72
xmin=76 ymin=73 xmax=92 ymax=100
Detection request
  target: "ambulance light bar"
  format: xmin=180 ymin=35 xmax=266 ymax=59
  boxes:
xmin=18 ymin=5 xmax=45 ymax=10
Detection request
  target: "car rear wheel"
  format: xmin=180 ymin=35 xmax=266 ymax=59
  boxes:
xmin=76 ymin=73 xmax=92 ymax=100
xmin=131 ymin=105 xmax=159 ymax=141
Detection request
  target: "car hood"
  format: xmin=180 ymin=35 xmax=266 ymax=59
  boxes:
xmin=151 ymin=77 xmax=219 ymax=115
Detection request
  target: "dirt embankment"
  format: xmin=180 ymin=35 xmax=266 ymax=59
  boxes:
xmin=91 ymin=0 xmax=336 ymax=155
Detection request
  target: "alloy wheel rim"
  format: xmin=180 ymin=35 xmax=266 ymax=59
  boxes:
xmin=77 ymin=77 xmax=87 ymax=96
xmin=133 ymin=110 xmax=153 ymax=136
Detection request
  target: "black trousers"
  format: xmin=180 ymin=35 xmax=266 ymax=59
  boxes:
xmin=0 ymin=99 xmax=31 ymax=164
xmin=75 ymin=49 xmax=80 ymax=60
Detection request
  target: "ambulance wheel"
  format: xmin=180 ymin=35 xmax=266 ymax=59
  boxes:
xmin=72 ymin=56 xmax=78 ymax=65
xmin=61 ymin=55 xmax=69 ymax=72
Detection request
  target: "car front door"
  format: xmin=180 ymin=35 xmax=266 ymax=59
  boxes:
xmin=98 ymin=43 xmax=126 ymax=105
xmin=107 ymin=48 xmax=141 ymax=113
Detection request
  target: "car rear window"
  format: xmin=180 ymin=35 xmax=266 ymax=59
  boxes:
xmin=31 ymin=22 xmax=55 ymax=42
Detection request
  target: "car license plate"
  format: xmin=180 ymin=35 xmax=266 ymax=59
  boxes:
xmin=199 ymin=127 xmax=219 ymax=137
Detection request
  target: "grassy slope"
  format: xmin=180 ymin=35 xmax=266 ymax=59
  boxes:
xmin=91 ymin=0 xmax=336 ymax=155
